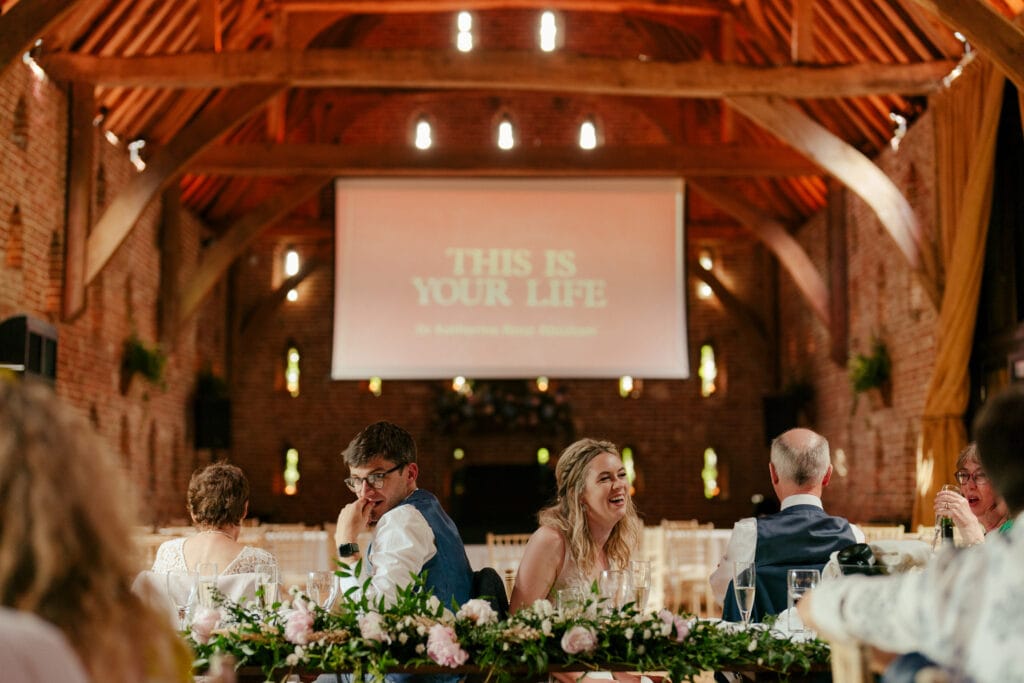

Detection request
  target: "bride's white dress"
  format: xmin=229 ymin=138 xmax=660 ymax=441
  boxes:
xmin=151 ymin=536 xmax=277 ymax=574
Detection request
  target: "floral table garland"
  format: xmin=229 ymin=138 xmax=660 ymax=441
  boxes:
xmin=188 ymin=568 xmax=829 ymax=682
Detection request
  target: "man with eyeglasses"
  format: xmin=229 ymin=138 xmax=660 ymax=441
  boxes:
xmin=932 ymin=442 xmax=1012 ymax=546
xmin=333 ymin=421 xmax=473 ymax=613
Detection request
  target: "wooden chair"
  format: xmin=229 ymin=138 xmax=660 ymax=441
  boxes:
xmin=660 ymin=520 xmax=715 ymax=616
xmin=485 ymin=532 xmax=531 ymax=597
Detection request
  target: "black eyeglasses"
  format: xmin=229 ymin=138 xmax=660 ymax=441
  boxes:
xmin=954 ymin=470 xmax=990 ymax=486
xmin=345 ymin=463 xmax=404 ymax=492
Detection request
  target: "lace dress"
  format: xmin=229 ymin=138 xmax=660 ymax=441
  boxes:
xmin=151 ymin=537 xmax=278 ymax=574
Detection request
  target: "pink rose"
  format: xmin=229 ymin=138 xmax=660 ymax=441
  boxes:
xmin=284 ymin=608 xmax=315 ymax=645
xmin=191 ymin=607 xmax=221 ymax=644
xmin=358 ymin=611 xmax=391 ymax=643
xmin=426 ymin=624 xmax=469 ymax=667
xmin=456 ymin=598 xmax=497 ymax=625
xmin=658 ymin=609 xmax=691 ymax=642
xmin=560 ymin=625 xmax=597 ymax=655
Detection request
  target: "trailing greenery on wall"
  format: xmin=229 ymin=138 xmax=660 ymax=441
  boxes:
xmin=434 ymin=379 xmax=573 ymax=436
xmin=121 ymin=334 xmax=166 ymax=392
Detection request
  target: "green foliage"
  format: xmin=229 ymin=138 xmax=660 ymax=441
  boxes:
xmin=188 ymin=567 xmax=830 ymax=682
xmin=848 ymin=337 xmax=891 ymax=394
xmin=121 ymin=334 xmax=166 ymax=388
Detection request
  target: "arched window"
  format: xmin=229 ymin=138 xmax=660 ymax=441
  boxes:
xmin=698 ymin=343 xmax=718 ymax=397
xmin=285 ymin=343 xmax=301 ymax=397
xmin=283 ymin=446 xmax=300 ymax=495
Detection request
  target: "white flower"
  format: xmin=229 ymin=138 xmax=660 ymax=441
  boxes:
xmin=561 ymin=625 xmax=598 ymax=655
xmin=624 ymin=627 xmax=635 ymax=640
xmin=426 ymin=595 xmax=442 ymax=613
xmin=415 ymin=643 xmax=425 ymax=654
xmin=457 ymin=599 xmax=498 ymax=626
xmin=541 ymin=619 xmax=553 ymax=636
xmin=398 ymin=632 xmax=409 ymax=645
xmin=637 ymin=644 xmax=646 ymax=655
xmin=417 ymin=624 xmax=427 ymax=636
xmin=748 ymin=638 xmax=758 ymax=652
xmin=531 ymin=598 xmax=554 ymax=617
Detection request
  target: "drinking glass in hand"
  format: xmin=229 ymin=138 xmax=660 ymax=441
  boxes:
xmin=196 ymin=562 xmax=219 ymax=609
xmin=786 ymin=569 xmax=820 ymax=633
xmin=255 ymin=563 xmax=279 ymax=609
xmin=630 ymin=560 xmax=652 ymax=612
xmin=733 ymin=562 xmax=756 ymax=626
xmin=599 ymin=569 xmax=633 ymax=611
xmin=307 ymin=570 xmax=336 ymax=609
xmin=934 ymin=483 xmax=959 ymax=549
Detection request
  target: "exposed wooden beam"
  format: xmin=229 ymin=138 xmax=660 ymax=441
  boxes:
xmin=178 ymin=176 xmax=330 ymax=327
xmin=791 ymin=0 xmax=815 ymax=64
xmin=38 ymin=49 xmax=954 ymax=98
xmin=826 ymin=179 xmax=848 ymax=366
xmin=190 ymin=143 xmax=823 ymax=177
xmin=63 ymin=80 xmax=94 ymax=321
xmin=85 ymin=86 xmax=282 ymax=284
xmin=240 ymin=254 xmax=326 ymax=333
xmin=908 ymin=0 xmax=1024 ymax=93
xmin=727 ymin=95 xmax=940 ymax=308
xmin=0 ymin=0 xmax=86 ymax=67
xmin=198 ymin=0 xmax=223 ymax=52
xmin=691 ymin=260 xmax=769 ymax=342
xmin=688 ymin=179 xmax=830 ymax=327
xmin=277 ymin=0 xmax=727 ymax=15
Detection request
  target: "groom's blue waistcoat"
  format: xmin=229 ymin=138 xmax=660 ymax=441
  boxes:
xmin=395 ymin=488 xmax=473 ymax=607
xmin=723 ymin=504 xmax=856 ymax=623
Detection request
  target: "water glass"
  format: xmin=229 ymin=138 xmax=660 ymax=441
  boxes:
xmin=630 ymin=560 xmax=652 ymax=612
xmin=599 ymin=569 xmax=633 ymax=611
xmin=307 ymin=570 xmax=337 ymax=609
xmin=732 ymin=562 xmax=756 ymax=625
xmin=786 ymin=569 xmax=820 ymax=632
xmin=196 ymin=562 xmax=218 ymax=609
xmin=166 ymin=570 xmax=197 ymax=629
xmin=557 ymin=586 xmax=585 ymax=617
xmin=255 ymin=563 xmax=279 ymax=608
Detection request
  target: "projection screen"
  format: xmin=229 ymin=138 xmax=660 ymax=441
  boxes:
xmin=332 ymin=178 xmax=688 ymax=379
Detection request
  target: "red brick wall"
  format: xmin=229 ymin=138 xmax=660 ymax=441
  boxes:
xmin=0 ymin=60 xmax=227 ymax=526
xmin=778 ymin=110 xmax=939 ymax=528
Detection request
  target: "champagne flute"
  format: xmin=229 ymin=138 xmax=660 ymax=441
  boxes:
xmin=196 ymin=562 xmax=218 ymax=609
xmin=255 ymin=563 xmax=279 ymax=609
xmin=630 ymin=560 xmax=652 ymax=612
xmin=166 ymin=570 xmax=197 ymax=630
xmin=307 ymin=570 xmax=336 ymax=609
xmin=733 ymin=562 xmax=756 ymax=626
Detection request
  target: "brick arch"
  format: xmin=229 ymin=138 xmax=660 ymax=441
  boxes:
xmin=5 ymin=204 xmax=23 ymax=269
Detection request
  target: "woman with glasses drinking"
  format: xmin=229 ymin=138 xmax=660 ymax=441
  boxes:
xmin=933 ymin=443 xmax=1012 ymax=546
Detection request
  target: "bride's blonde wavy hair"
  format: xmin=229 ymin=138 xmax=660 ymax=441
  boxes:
xmin=537 ymin=438 xmax=642 ymax=581
xmin=0 ymin=380 xmax=190 ymax=683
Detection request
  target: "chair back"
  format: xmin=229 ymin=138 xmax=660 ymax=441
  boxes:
xmin=859 ymin=524 xmax=906 ymax=541
xmin=471 ymin=567 xmax=510 ymax=620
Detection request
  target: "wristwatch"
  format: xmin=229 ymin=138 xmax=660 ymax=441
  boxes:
xmin=337 ymin=542 xmax=360 ymax=558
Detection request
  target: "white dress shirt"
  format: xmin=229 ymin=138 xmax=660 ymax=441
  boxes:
xmin=709 ymin=494 xmax=864 ymax=606
xmin=339 ymin=498 xmax=437 ymax=606
xmin=808 ymin=512 xmax=1024 ymax=683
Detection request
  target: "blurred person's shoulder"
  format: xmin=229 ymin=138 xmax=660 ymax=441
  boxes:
xmin=0 ymin=607 xmax=89 ymax=683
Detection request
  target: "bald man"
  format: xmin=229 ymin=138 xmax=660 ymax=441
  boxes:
xmin=709 ymin=428 xmax=862 ymax=623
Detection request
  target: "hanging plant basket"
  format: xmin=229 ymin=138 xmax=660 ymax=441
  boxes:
xmin=848 ymin=337 xmax=892 ymax=411
xmin=120 ymin=334 xmax=167 ymax=394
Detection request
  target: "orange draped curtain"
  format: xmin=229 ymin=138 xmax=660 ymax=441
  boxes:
xmin=912 ymin=58 xmax=1005 ymax=529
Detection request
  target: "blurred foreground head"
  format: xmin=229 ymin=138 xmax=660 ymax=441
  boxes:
xmin=974 ymin=385 xmax=1024 ymax=515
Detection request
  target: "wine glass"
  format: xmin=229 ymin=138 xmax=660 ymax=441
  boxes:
xmin=599 ymin=569 xmax=633 ymax=611
xmin=786 ymin=569 xmax=819 ymax=633
xmin=307 ymin=570 xmax=336 ymax=609
xmin=196 ymin=562 xmax=219 ymax=609
xmin=255 ymin=563 xmax=279 ymax=609
xmin=733 ymin=562 xmax=756 ymax=626
xmin=630 ymin=560 xmax=652 ymax=612
xmin=166 ymin=570 xmax=197 ymax=630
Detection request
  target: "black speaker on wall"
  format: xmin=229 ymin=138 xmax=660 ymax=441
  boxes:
xmin=0 ymin=315 xmax=58 ymax=382
xmin=762 ymin=394 xmax=799 ymax=445
xmin=194 ymin=397 xmax=231 ymax=449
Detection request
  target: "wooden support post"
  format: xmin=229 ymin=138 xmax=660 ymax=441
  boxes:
xmin=63 ymin=81 xmax=95 ymax=321
xmin=827 ymin=180 xmax=849 ymax=366
xmin=159 ymin=184 xmax=183 ymax=345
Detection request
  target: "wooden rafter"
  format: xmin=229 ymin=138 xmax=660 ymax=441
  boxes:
xmin=189 ymin=143 xmax=824 ymax=177
xmin=178 ymin=176 xmax=330 ymax=327
xmin=688 ymin=179 xmax=830 ymax=327
xmin=85 ymin=85 xmax=283 ymax=284
xmin=63 ymin=81 xmax=95 ymax=321
xmin=691 ymin=260 xmax=769 ymax=342
xmin=791 ymin=0 xmax=815 ymax=64
xmin=38 ymin=49 xmax=954 ymax=98
xmin=240 ymin=253 xmax=327 ymax=333
xmin=908 ymin=0 xmax=1024 ymax=92
xmin=276 ymin=0 xmax=728 ymax=15
xmin=0 ymin=0 xmax=86 ymax=67
xmin=727 ymin=94 xmax=940 ymax=308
